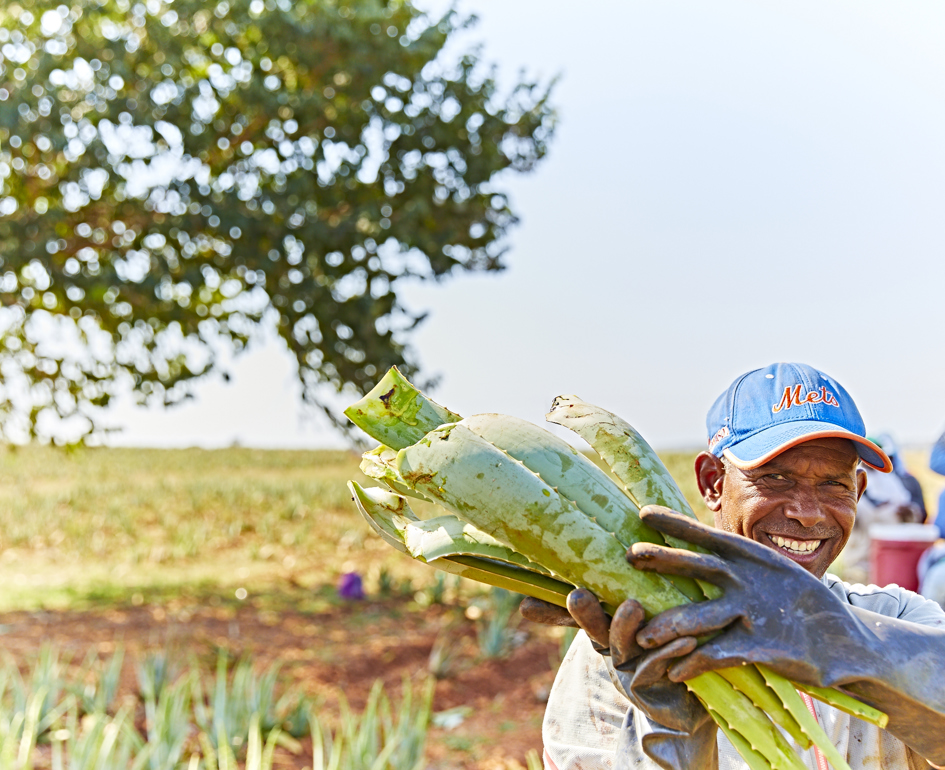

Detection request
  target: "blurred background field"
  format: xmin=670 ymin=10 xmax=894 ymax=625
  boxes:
xmin=0 ymin=444 xmax=939 ymax=767
xmin=0 ymin=446 xmax=364 ymax=611
xmin=0 ymin=445 xmax=711 ymax=610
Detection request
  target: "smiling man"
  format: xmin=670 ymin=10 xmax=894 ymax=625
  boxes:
xmin=532 ymin=363 xmax=945 ymax=770
xmin=701 ymin=437 xmax=861 ymax=574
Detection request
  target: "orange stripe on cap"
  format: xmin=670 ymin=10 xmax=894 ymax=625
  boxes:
xmin=723 ymin=430 xmax=893 ymax=472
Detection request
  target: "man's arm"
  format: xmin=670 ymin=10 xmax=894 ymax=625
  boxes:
xmin=631 ymin=506 xmax=945 ymax=765
xmin=805 ymin=604 xmax=945 ymax=763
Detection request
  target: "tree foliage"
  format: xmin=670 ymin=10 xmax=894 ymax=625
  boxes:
xmin=0 ymin=0 xmax=554 ymax=442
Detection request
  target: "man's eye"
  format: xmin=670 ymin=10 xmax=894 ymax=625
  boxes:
xmin=764 ymin=473 xmax=787 ymax=481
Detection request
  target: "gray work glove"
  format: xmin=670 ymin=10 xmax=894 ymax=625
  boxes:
xmin=630 ymin=505 xmax=945 ymax=765
xmin=521 ymin=590 xmax=718 ymax=770
xmin=607 ymin=599 xmax=718 ymax=770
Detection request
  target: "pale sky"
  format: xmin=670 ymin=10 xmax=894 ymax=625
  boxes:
xmin=107 ymin=1 xmax=945 ymax=451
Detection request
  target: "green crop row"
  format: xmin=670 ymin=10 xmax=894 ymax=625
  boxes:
xmin=0 ymin=644 xmax=432 ymax=770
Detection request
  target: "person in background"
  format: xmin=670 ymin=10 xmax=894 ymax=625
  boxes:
xmin=923 ymin=429 xmax=945 ymax=608
xmin=877 ymin=432 xmax=927 ymax=520
xmin=931 ymin=428 xmax=945 ymax=536
xmin=839 ymin=440 xmax=924 ymax=585
xmin=932 ymin=429 xmax=945 ymax=476
xmin=920 ymin=542 xmax=945 ymax=608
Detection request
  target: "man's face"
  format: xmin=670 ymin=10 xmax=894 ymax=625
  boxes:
xmin=701 ymin=438 xmax=866 ymax=578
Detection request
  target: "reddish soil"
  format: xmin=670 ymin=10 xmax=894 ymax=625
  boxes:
xmin=0 ymin=593 xmax=563 ymax=769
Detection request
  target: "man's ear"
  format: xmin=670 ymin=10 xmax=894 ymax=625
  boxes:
xmin=855 ymin=467 xmax=868 ymax=503
xmin=695 ymin=452 xmax=725 ymax=512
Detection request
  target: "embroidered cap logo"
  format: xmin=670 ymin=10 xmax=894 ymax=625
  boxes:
xmin=772 ymin=385 xmax=840 ymax=414
xmin=708 ymin=426 xmax=730 ymax=450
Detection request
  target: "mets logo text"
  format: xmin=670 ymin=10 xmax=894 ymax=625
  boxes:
xmin=772 ymin=385 xmax=839 ymax=413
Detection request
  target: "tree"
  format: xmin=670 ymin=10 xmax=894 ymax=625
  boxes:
xmin=0 ymin=0 xmax=554 ymax=442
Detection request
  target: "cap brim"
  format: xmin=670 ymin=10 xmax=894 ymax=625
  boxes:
xmin=722 ymin=420 xmax=893 ymax=472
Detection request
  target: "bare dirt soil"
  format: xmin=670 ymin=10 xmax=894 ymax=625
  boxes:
xmin=0 ymin=592 xmax=564 ymax=769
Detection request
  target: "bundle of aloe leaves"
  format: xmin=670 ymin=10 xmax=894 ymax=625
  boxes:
xmin=345 ymin=367 xmax=887 ymax=770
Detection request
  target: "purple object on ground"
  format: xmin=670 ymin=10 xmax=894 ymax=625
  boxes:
xmin=337 ymin=572 xmax=364 ymax=600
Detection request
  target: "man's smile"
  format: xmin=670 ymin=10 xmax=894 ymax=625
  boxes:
xmin=763 ymin=532 xmax=826 ymax=563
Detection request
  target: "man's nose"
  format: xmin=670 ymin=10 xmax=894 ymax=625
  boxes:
xmin=783 ymin=487 xmax=827 ymax=528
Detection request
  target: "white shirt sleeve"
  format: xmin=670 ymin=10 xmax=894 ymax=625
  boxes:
xmin=542 ymin=632 xmax=627 ymax=770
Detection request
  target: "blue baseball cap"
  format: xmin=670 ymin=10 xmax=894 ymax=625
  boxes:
xmin=706 ymin=363 xmax=892 ymax=472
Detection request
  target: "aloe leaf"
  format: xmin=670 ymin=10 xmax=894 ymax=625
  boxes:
xmin=350 ymin=481 xmax=551 ymax=572
xmin=349 ymin=482 xmax=415 ymax=554
xmin=546 ymin=395 xmax=695 ymax=518
xmin=359 ymin=445 xmax=433 ymax=502
xmin=440 ymin=556 xmax=574 ymax=608
xmin=546 ymin=394 xmax=721 ymax=598
xmin=793 ymin=681 xmax=888 ymax=729
xmin=403 ymin=515 xmax=555 ymax=575
xmin=686 ymin=672 xmax=808 ymax=770
xmin=17 ymin=686 xmax=44 ymax=770
xmin=705 ymin=706 xmax=774 ymax=770
xmin=461 ymin=413 xmax=655 ymax=542
xmin=718 ymin=666 xmax=809 ymax=748
xmin=344 ymin=366 xmax=462 ymax=450
xmin=462 ymin=413 xmax=704 ymax=602
xmin=348 ymin=481 xmax=574 ymax=607
xmin=396 ymin=423 xmax=691 ymax=618
xmin=757 ymin=666 xmax=852 ymax=770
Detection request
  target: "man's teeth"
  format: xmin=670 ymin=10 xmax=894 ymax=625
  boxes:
xmin=773 ymin=536 xmax=821 ymax=554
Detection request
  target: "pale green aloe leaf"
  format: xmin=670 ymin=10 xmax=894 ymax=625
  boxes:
xmin=793 ymin=682 xmax=888 ymax=729
xmin=461 ymin=413 xmax=654 ymax=544
xmin=350 ymin=480 xmax=547 ymax=573
xmin=359 ymin=445 xmax=433 ymax=502
xmin=546 ymin=394 xmax=722 ymax=599
xmin=349 ymin=481 xmax=573 ymax=607
xmin=461 ymin=413 xmax=703 ymax=602
xmin=403 ymin=515 xmax=554 ymax=575
xmin=348 ymin=482 xmax=415 ymax=554
xmin=17 ymin=685 xmax=44 ymax=770
xmin=395 ymin=423 xmax=691 ymax=618
xmin=435 ymin=555 xmax=573 ymax=608
xmin=546 ymin=394 xmax=695 ymax=517
xmin=344 ymin=366 xmax=462 ymax=450
xmin=348 ymin=481 xmax=574 ymax=607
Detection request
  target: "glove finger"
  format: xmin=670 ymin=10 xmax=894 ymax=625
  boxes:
xmin=567 ymin=588 xmax=611 ymax=652
xmin=627 ymin=542 xmax=733 ymax=586
xmin=666 ymin=642 xmax=753 ymax=682
xmin=639 ymin=717 xmax=717 ymax=767
xmin=518 ymin=597 xmax=577 ymax=627
xmin=667 ymin=640 xmax=823 ymax=685
xmin=639 ymin=505 xmax=778 ymax=563
xmin=637 ymin=600 xmax=741 ymax=649
xmin=610 ymin=599 xmax=646 ymax=669
xmin=632 ymin=636 xmax=698 ymax=689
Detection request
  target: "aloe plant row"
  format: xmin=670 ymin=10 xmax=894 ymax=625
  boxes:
xmin=0 ymin=643 xmax=433 ymax=769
